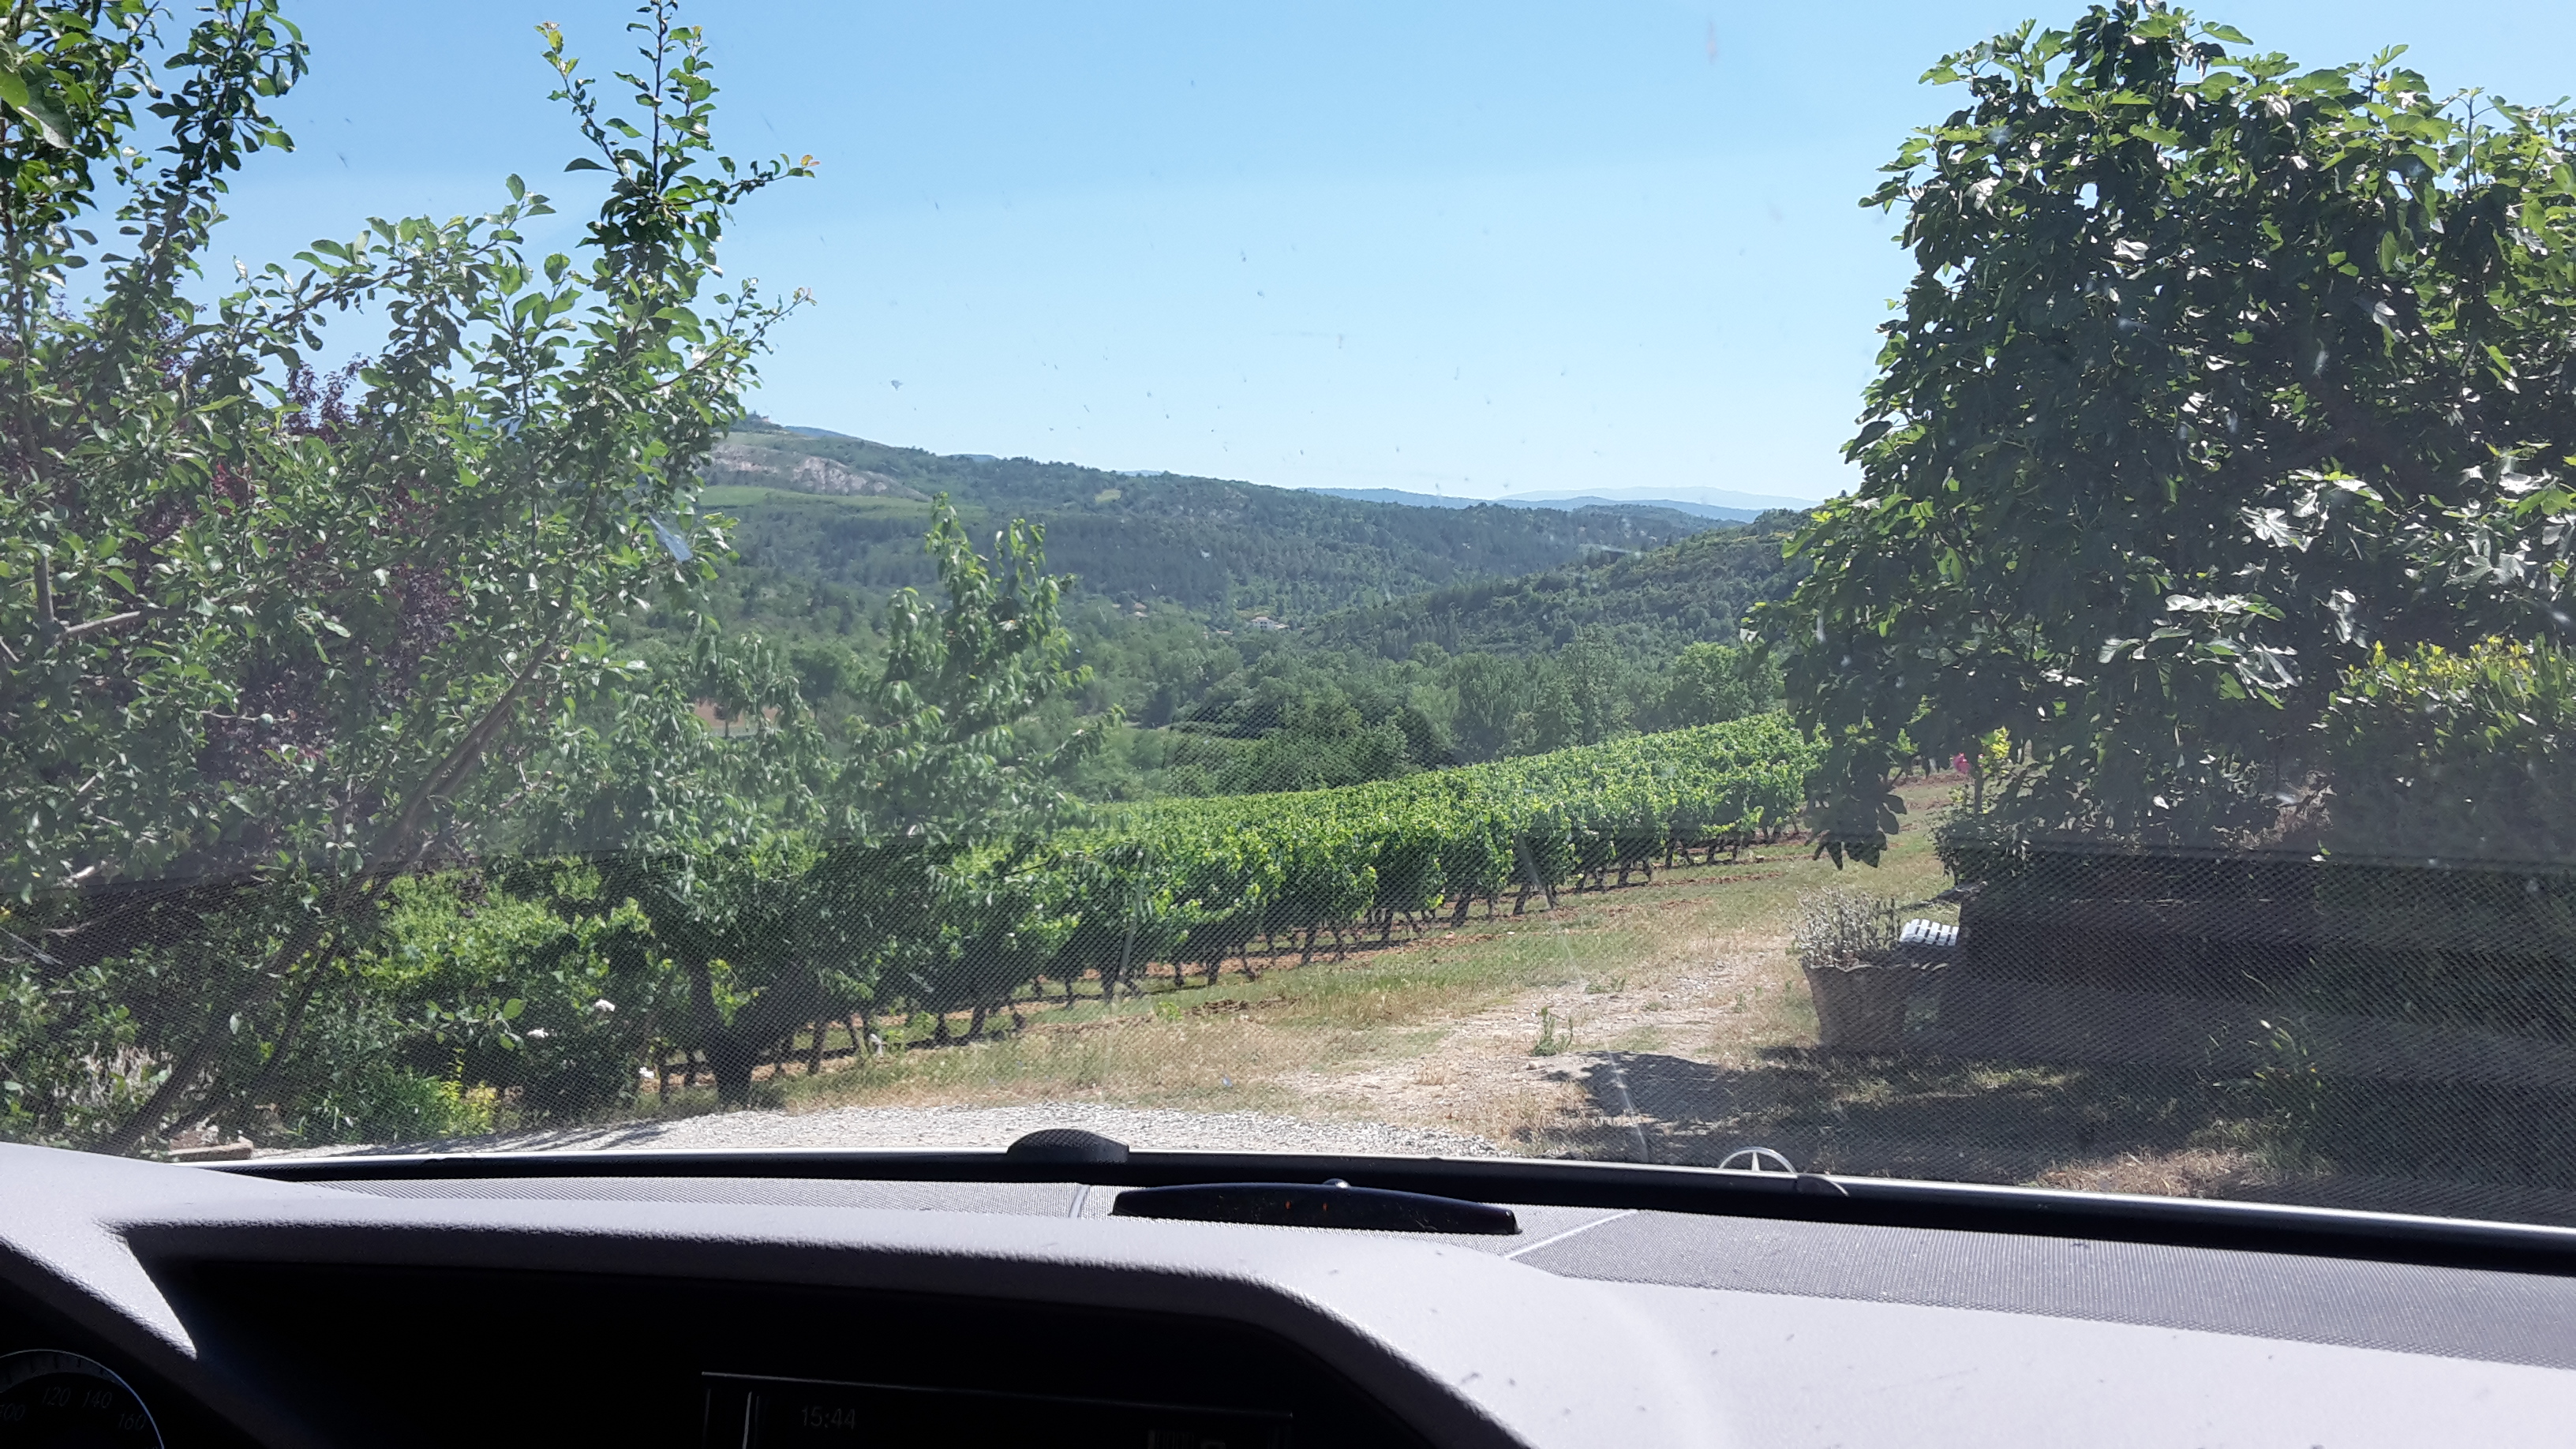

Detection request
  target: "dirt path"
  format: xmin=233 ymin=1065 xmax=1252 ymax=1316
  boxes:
xmin=1258 ymin=781 xmax=1968 ymax=1163
xmin=1274 ymin=904 xmax=1814 ymax=1157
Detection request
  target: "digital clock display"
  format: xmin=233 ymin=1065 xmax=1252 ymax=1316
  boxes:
xmin=704 ymin=1372 xmax=1291 ymax=1448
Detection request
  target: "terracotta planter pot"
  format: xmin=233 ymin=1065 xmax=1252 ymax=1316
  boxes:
xmin=1803 ymin=949 xmax=1933 ymax=1053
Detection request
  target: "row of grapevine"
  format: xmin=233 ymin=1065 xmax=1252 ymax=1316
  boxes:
xmin=1045 ymin=714 xmax=1818 ymax=979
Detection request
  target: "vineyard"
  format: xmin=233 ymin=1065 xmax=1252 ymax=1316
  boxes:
xmin=5 ymin=703 xmax=1816 ymax=1149
xmin=1042 ymin=715 xmax=1818 ymax=995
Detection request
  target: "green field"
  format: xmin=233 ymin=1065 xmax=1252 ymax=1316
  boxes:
xmin=696 ymin=485 xmax=936 ymax=516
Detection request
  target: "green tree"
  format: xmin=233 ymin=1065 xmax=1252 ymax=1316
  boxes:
xmin=2318 ymin=639 xmax=2576 ymax=864
xmin=1220 ymin=683 xmax=1413 ymax=792
xmin=299 ymin=864 xmax=667 ymax=1143
xmin=514 ymin=620 xmax=831 ymax=1106
xmin=1390 ymin=702 xmax=1452 ymax=768
xmin=775 ymin=503 xmax=1102 ymax=1080
xmin=1768 ymin=4 xmax=2576 ymax=865
xmin=787 ymin=639 xmax=863 ymax=710
xmin=506 ymin=498 xmax=1098 ymax=1103
xmin=0 ymin=2 xmax=811 ymax=1150
xmin=1511 ymin=627 xmax=1628 ymax=755
xmin=1567 ymin=628 xmax=1631 ymax=745
xmin=1508 ymin=670 xmax=1579 ymax=758
xmin=1448 ymin=653 xmax=1524 ymax=762
xmin=1653 ymin=642 xmax=1776 ymax=731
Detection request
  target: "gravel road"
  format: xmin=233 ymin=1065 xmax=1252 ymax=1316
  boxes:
xmin=273 ymin=1103 xmax=1502 ymax=1159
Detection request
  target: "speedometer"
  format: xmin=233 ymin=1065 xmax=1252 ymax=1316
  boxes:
xmin=0 ymin=1351 xmax=163 ymax=1448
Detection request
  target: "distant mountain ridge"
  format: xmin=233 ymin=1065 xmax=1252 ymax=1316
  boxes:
xmin=1509 ymin=483 xmax=1824 ymax=511
xmin=712 ymin=421 xmax=1739 ymax=620
xmin=1299 ymin=483 xmax=1823 ymax=522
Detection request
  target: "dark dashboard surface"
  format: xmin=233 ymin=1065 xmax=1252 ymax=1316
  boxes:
xmin=163 ymin=1262 xmax=1421 ymax=1449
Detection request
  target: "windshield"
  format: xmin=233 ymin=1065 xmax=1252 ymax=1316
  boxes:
xmin=11 ymin=0 xmax=2576 ymax=1229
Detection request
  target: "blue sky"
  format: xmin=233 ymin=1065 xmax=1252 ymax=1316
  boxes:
xmin=221 ymin=2 xmax=2576 ymax=501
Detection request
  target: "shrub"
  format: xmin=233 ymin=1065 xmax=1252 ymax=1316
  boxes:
xmin=281 ymin=1064 xmax=498 ymax=1147
xmin=1792 ymin=888 xmax=1904 ymax=968
xmin=2318 ymin=639 xmax=2576 ymax=867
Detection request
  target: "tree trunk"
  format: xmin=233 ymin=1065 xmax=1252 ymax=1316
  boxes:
xmin=1512 ymin=837 xmax=1554 ymax=913
xmin=688 ymin=960 xmax=756 ymax=1104
xmin=91 ymin=889 xmax=343 ymax=1154
xmin=707 ymin=1034 xmax=756 ymax=1103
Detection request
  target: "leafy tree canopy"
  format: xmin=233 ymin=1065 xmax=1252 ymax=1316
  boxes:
xmin=0 ymin=0 xmax=810 ymax=1150
xmin=1769 ymin=2 xmax=2576 ymax=864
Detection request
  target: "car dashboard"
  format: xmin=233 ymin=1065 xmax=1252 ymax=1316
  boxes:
xmin=3 ymin=1141 xmax=2574 ymax=1447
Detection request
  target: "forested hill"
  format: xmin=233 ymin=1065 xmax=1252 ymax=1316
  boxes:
xmin=710 ymin=421 xmax=1723 ymax=620
xmin=1308 ymin=512 xmax=1811 ymax=661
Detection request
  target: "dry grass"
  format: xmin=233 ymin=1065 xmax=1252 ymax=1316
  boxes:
xmin=2035 ymin=1148 xmax=2279 ymax=1199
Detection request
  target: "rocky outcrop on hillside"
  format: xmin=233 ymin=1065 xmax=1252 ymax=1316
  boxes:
xmin=706 ymin=440 xmax=925 ymax=499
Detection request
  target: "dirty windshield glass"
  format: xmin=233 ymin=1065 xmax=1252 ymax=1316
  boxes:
xmin=9 ymin=0 xmax=2576 ymax=1228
